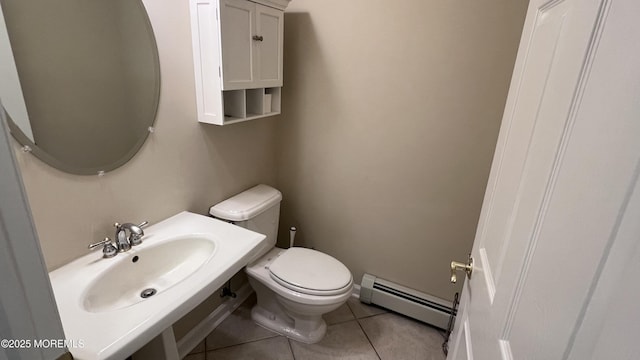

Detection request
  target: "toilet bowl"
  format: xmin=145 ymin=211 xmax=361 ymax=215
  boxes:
xmin=210 ymin=185 xmax=353 ymax=343
xmin=246 ymin=247 xmax=353 ymax=343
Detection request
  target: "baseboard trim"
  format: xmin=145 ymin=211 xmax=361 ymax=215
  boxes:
xmin=176 ymin=283 xmax=253 ymax=358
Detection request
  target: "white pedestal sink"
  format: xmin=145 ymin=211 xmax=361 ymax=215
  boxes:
xmin=49 ymin=211 xmax=266 ymax=360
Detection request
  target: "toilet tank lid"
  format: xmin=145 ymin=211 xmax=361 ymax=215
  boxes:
xmin=209 ymin=184 xmax=282 ymax=221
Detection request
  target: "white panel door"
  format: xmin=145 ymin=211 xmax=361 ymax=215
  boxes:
xmin=219 ymin=0 xmax=255 ymax=90
xmin=254 ymin=3 xmax=283 ymax=87
xmin=448 ymin=0 xmax=640 ymax=359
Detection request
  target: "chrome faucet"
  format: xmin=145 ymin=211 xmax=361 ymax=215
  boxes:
xmin=114 ymin=221 xmax=149 ymax=251
xmin=88 ymin=221 xmax=148 ymax=258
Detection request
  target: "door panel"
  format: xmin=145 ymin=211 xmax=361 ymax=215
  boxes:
xmin=255 ymin=4 xmax=283 ymax=87
xmin=448 ymin=0 xmax=640 ymax=359
xmin=219 ymin=0 xmax=254 ymax=89
xmin=450 ymin=296 xmax=472 ymax=360
xmin=480 ymin=0 xmax=569 ymax=294
xmin=452 ymin=317 xmax=472 ymax=360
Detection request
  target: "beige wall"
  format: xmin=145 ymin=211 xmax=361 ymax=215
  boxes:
xmin=276 ymin=0 xmax=528 ymax=301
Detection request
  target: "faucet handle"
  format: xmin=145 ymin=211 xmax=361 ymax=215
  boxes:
xmin=114 ymin=221 xmax=147 ymax=228
xmin=102 ymin=241 xmax=117 ymax=258
xmin=89 ymin=237 xmax=112 ymax=250
xmin=129 ymin=221 xmax=149 ymax=246
xmin=89 ymin=237 xmax=118 ymax=258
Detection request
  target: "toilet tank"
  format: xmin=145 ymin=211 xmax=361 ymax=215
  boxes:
xmin=209 ymin=185 xmax=282 ymax=257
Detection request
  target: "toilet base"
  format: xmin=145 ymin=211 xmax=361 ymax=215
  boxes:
xmin=251 ymin=304 xmax=327 ymax=344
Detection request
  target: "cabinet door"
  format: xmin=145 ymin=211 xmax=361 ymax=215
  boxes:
xmin=219 ymin=0 xmax=255 ymax=90
xmin=254 ymin=4 xmax=283 ymax=87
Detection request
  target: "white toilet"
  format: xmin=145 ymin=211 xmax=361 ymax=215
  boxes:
xmin=210 ymin=184 xmax=353 ymax=343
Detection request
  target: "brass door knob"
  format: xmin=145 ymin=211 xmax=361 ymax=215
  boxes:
xmin=450 ymin=254 xmax=473 ymax=283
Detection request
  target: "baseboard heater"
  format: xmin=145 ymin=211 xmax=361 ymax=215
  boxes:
xmin=359 ymin=273 xmax=454 ymax=330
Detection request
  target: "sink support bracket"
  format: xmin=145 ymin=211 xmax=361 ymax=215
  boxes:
xmin=220 ymin=280 xmax=236 ymax=298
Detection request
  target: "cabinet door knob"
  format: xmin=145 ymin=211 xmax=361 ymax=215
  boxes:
xmin=252 ymin=35 xmax=264 ymax=41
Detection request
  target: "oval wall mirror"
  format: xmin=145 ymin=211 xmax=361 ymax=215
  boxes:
xmin=0 ymin=0 xmax=160 ymax=175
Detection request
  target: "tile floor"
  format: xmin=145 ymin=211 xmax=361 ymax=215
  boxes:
xmin=185 ymin=294 xmax=446 ymax=360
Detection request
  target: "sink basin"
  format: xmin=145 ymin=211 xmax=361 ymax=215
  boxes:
xmin=82 ymin=235 xmax=216 ymax=313
xmin=49 ymin=211 xmax=266 ymax=360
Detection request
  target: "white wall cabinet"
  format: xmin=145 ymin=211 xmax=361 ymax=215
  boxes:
xmin=219 ymin=0 xmax=283 ymax=90
xmin=190 ymin=0 xmax=289 ymax=125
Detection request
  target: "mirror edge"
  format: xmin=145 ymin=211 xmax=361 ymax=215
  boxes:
xmin=5 ymin=107 xmax=157 ymax=176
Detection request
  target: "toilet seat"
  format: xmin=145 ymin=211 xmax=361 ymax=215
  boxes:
xmin=269 ymin=248 xmax=352 ymax=296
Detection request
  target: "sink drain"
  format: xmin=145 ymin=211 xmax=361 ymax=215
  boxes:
xmin=140 ymin=288 xmax=157 ymax=298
